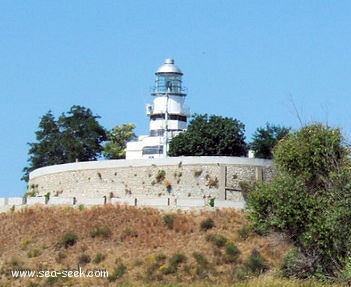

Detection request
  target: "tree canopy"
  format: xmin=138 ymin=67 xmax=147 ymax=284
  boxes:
xmin=250 ymin=123 xmax=290 ymax=159
xmin=168 ymin=114 xmax=247 ymax=157
xmin=247 ymin=124 xmax=351 ymax=279
xmin=22 ymin=105 xmax=107 ymax=181
xmin=102 ymin=123 xmax=137 ymax=159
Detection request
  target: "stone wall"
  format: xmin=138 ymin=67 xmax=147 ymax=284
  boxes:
xmin=28 ymin=156 xmax=274 ymax=201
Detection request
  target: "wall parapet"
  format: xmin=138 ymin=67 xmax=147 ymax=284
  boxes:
xmin=29 ymin=156 xmax=272 ymax=179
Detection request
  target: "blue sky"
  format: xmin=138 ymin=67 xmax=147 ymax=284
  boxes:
xmin=1 ymin=1 xmax=351 ymax=197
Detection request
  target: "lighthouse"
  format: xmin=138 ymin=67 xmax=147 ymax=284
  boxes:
xmin=126 ymin=59 xmax=190 ymax=159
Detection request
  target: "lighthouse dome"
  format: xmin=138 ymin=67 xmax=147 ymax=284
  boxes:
xmin=156 ymin=58 xmax=183 ymax=75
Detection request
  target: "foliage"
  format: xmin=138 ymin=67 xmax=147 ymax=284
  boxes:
xmin=60 ymin=231 xmax=78 ymax=248
xmin=103 ymin=123 xmax=136 ymax=159
xmin=250 ymin=123 xmax=290 ymax=159
xmin=23 ymin=106 xmax=107 ymax=181
xmin=92 ymin=252 xmax=107 ymax=264
xmin=200 ymin=218 xmax=215 ymax=231
xmin=224 ymin=242 xmax=240 ymax=263
xmin=246 ymin=249 xmax=268 ymax=274
xmin=247 ymin=123 xmax=351 ymax=278
xmin=206 ymin=234 xmax=228 ymax=247
xmin=155 ymin=170 xmax=166 ymax=183
xmin=78 ymin=253 xmax=91 ymax=266
xmin=108 ymin=263 xmax=127 ymax=281
xmin=90 ymin=226 xmax=112 ymax=238
xmin=164 ymin=253 xmax=187 ymax=274
xmin=169 ymin=114 xmax=247 ymax=157
xmin=163 ymin=213 xmax=176 ymax=230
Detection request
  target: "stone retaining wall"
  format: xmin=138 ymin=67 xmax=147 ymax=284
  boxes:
xmin=28 ymin=156 xmax=274 ymax=202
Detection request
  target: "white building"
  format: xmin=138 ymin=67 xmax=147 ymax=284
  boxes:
xmin=126 ymin=59 xmax=190 ymax=159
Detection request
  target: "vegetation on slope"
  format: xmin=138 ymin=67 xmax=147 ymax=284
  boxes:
xmin=0 ymin=205 xmax=292 ymax=287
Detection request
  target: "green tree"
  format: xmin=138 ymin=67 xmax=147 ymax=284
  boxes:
xmin=168 ymin=114 xmax=247 ymax=157
xmin=250 ymin=123 xmax=290 ymax=159
xmin=247 ymin=124 xmax=351 ymax=278
xmin=23 ymin=105 xmax=106 ymax=181
xmin=102 ymin=123 xmax=137 ymax=159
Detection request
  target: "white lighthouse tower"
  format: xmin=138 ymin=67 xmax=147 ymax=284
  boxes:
xmin=126 ymin=59 xmax=190 ymax=159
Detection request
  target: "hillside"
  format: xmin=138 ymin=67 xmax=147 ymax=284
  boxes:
xmin=0 ymin=204 xmax=293 ymax=286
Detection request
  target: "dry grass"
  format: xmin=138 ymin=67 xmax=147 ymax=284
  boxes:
xmin=0 ymin=204 xmax=336 ymax=287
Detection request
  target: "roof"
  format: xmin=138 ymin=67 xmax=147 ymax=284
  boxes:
xmin=155 ymin=58 xmax=183 ymax=75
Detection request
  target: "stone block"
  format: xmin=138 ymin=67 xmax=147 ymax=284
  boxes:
xmin=27 ymin=197 xmax=47 ymax=205
xmin=0 ymin=198 xmax=7 ymax=206
xmin=7 ymin=197 xmax=24 ymax=206
xmin=215 ymin=200 xmax=245 ymax=209
xmin=111 ymin=197 xmax=136 ymax=206
xmin=176 ymin=198 xmax=205 ymax=208
xmin=49 ymin=197 xmax=75 ymax=205
xmin=137 ymin=197 xmax=169 ymax=207
xmin=75 ymin=197 xmax=106 ymax=206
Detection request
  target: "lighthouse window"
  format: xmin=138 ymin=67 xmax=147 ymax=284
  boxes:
xmin=150 ymin=129 xmax=165 ymax=136
xmin=142 ymin=145 xmax=163 ymax=155
xmin=155 ymin=75 xmax=182 ymax=93
xmin=151 ymin=114 xmax=187 ymax=122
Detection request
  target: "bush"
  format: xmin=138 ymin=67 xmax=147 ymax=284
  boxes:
xmin=247 ymin=124 xmax=351 ymax=278
xmin=166 ymin=253 xmax=187 ymax=274
xmin=90 ymin=226 xmax=112 ymax=238
xmin=169 ymin=253 xmax=187 ymax=266
xmin=200 ymin=218 xmax=215 ymax=231
xmin=246 ymin=249 xmax=267 ymax=274
xmin=224 ymin=243 xmax=240 ymax=263
xmin=281 ymin=248 xmax=314 ymax=279
xmin=206 ymin=234 xmax=227 ymax=247
xmin=155 ymin=170 xmax=166 ymax=183
xmin=93 ymin=252 xmax=106 ymax=264
xmin=108 ymin=263 xmax=127 ymax=282
xmin=60 ymin=231 xmax=78 ymax=248
xmin=27 ymin=249 xmax=41 ymax=258
xmin=78 ymin=254 xmax=91 ymax=266
xmin=163 ymin=213 xmax=176 ymax=230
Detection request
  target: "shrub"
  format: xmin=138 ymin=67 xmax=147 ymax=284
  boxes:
xmin=78 ymin=254 xmax=91 ymax=266
xmin=90 ymin=226 xmax=112 ymax=238
xmin=206 ymin=234 xmax=227 ymax=247
xmin=27 ymin=248 xmax=41 ymax=258
xmin=166 ymin=253 xmax=187 ymax=274
xmin=108 ymin=263 xmax=127 ymax=282
xmin=155 ymin=170 xmax=166 ymax=183
xmin=163 ymin=213 xmax=176 ymax=230
xmin=238 ymin=225 xmax=252 ymax=240
xmin=224 ymin=243 xmax=240 ymax=263
xmin=169 ymin=253 xmax=187 ymax=266
xmin=200 ymin=218 xmax=215 ymax=231
xmin=280 ymin=248 xmax=314 ymax=279
xmin=246 ymin=249 xmax=267 ymax=274
xmin=247 ymin=124 xmax=351 ymax=278
xmin=60 ymin=231 xmax=78 ymax=248
xmin=93 ymin=252 xmax=106 ymax=264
